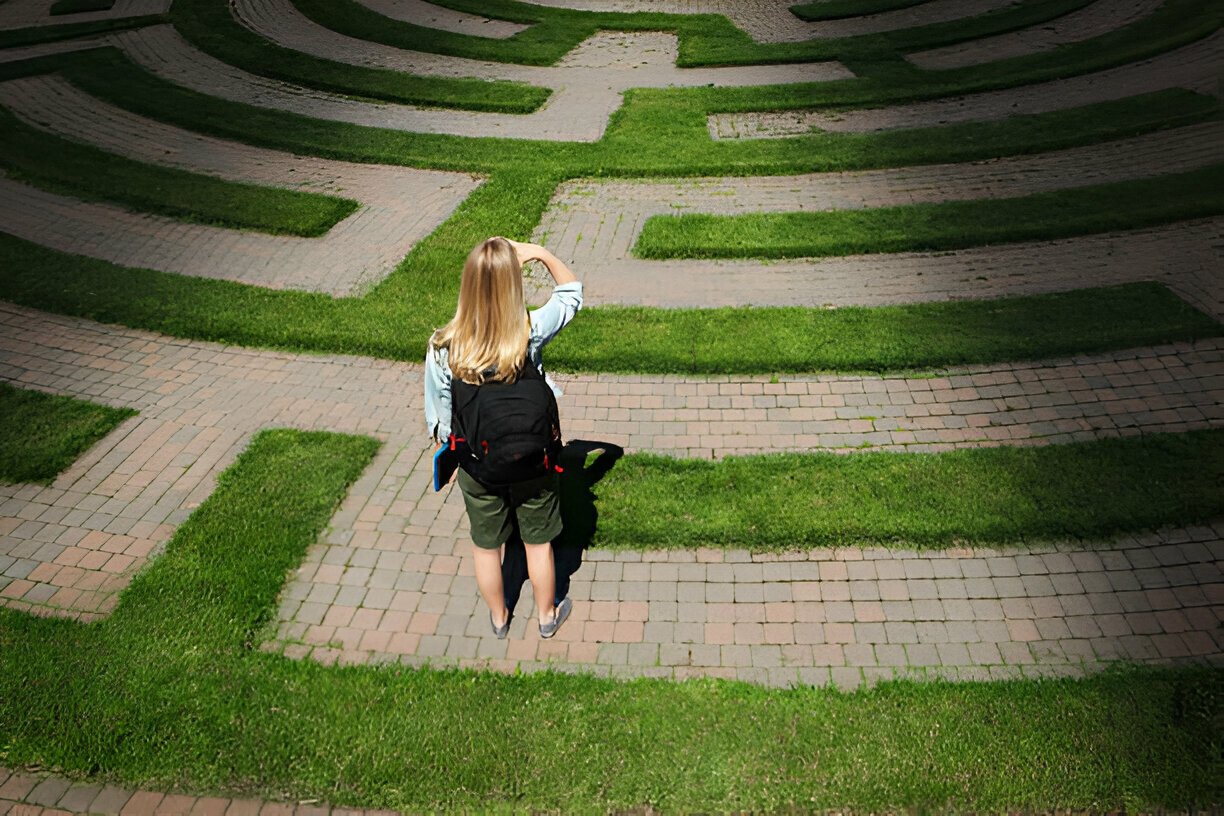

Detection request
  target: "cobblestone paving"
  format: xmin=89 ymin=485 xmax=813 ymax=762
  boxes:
xmin=352 ymin=0 xmax=530 ymax=39
xmin=0 ymin=304 xmax=1220 ymax=686
xmin=0 ymin=75 xmax=483 ymax=295
xmin=908 ymin=0 xmax=1166 ymax=70
xmin=105 ymin=22 xmax=848 ymax=143
xmin=0 ymin=0 xmax=166 ymax=30
xmin=709 ymin=30 xmax=1224 ymax=137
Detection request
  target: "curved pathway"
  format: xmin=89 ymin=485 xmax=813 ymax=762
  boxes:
xmin=0 ymin=74 xmax=483 ymax=296
xmin=112 ymin=23 xmax=848 ymax=142
xmin=513 ymin=0 xmax=1016 ymax=42
xmin=352 ymin=0 xmax=529 ymax=38
xmin=710 ymin=30 xmax=1224 ymax=137
xmin=908 ymin=0 xmax=1166 ymax=69
xmin=0 ymin=304 xmax=1220 ymax=686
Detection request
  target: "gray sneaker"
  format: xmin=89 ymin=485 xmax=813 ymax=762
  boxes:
xmin=539 ymin=597 xmax=572 ymax=639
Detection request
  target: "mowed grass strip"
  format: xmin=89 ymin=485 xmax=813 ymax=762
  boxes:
xmin=791 ymin=0 xmax=929 ymax=21
xmin=0 ymin=428 xmax=1217 ymax=811
xmin=549 ymin=283 xmax=1221 ymax=374
xmin=0 ymin=14 xmax=165 ymax=48
xmin=633 ymin=165 xmax=1224 ymax=260
xmin=584 ymin=430 xmax=1224 ymax=550
xmin=0 ymin=382 xmax=135 ymax=484
xmin=171 ymin=0 xmax=551 ymax=112
xmin=0 ymin=108 xmax=359 ymax=237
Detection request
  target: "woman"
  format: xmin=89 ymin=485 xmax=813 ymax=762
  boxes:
xmin=425 ymin=236 xmax=581 ymax=639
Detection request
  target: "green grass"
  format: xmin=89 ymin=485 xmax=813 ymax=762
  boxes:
xmin=0 ymin=14 xmax=165 ymax=48
xmin=634 ymin=164 xmax=1224 ymax=260
xmin=0 ymin=428 xmax=1217 ymax=810
xmin=547 ymin=284 xmax=1222 ymax=374
xmin=582 ymin=430 xmax=1224 ymax=550
xmin=0 ymin=107 xmax=359 ymax=237
xmin=791 ymin=0 xmax=929 ymax=21
xmin=170 ymin=0 xmax=551 ymax=112
xmin=50 ymin=0 xmax=115 ymax=14
xmin=0 ymin=382 xmax=136 ymax=484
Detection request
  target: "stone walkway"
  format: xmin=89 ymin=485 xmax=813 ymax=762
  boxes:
xmin=709 ymin=29 xmax=1224 ymax=137
xmin=908 ymin=0 xmax=1166 ymax=70
xmin=352 ymin=0 xmax=529 ymax=39
xmin=0 ymin=74 xmax=483 ymax=296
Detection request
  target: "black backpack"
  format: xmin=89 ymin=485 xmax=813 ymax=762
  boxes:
xmin=450 ymin=360 xmax=563 ymax=487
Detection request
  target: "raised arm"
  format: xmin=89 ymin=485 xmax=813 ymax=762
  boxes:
xmin=506 ymin=239 xmax=577 ymax=286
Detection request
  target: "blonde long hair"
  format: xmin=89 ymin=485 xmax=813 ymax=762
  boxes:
xmin=430 ymin=237 xmax=530 ymax=385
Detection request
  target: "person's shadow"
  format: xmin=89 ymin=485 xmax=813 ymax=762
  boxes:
xmin=502 ymin=440 xmax=624 ymax=612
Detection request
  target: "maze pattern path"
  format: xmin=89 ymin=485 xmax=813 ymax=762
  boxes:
xmin=512 ymin=0 xmax=1016 ymax=42
xmin=908 ymin=0 xmax=1167 ymax=69
xmin=0 ymin=304 xmax=1220 ymax=686
xmin=0 ymin=74 xmax=483 ymax=295
xmin=352 ymin=0 xmax=530 ymax=39
xmin=532 ymin=123 xmax=1224 ymax=315
xmin=0 ymin=0 xmax=1221 ymax=692
xmin=109 ymin=22 xmax=848 ymax=142
xmin=709 ymin=30 xmax=1224 ymax=137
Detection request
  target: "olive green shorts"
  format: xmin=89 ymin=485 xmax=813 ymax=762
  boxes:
xmin=457 ymin=468 xmax=563 ymax=550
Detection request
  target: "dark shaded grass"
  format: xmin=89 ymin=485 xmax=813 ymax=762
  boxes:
xmin=0 ymin=429 xmax=1217 ymax=811
xmin=589 ymin=430 xmax=1224 ymax=549
xmin=0 ymin=107 xmax=359 ymax=237
xmin=0 ymin=14 xmax=164 ymax=48
xmin=633 ymin=165 xmax=1224 ymax=260
xmin=169 ymin=0 xmax=551 ymax=112
xmin=0 ymin=382 xmax=135 ymax=484
xmin=50 ymin=0 xmax=114 ymax=14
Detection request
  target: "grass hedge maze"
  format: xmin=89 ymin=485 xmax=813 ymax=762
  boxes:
xmin=0 ymin=0 xmax=1220 ymax=809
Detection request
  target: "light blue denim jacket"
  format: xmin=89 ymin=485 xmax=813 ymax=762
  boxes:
xmin=425 ymin=281 xmax=583 ymax=443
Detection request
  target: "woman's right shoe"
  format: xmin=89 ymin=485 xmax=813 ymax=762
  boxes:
xmin=539 ymin=597 xmax=572 ymax=639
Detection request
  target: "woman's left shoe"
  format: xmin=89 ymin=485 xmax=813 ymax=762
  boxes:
xmin=491 ymin=611 xmax=511 ymax=639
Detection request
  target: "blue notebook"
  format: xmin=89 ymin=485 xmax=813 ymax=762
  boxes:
xmin=433 ymin=443 xmax=462 ymax=491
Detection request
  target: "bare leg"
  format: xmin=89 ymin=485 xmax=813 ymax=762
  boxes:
xmin=471 ymin=545 xmax=508 ymax=627
xmin=524 ymin=540 xmax=556 ymax=625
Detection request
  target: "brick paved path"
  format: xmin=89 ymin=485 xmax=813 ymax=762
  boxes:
xmin=0 ymin=75 xmax=483 ymax=295
xmin=0 ymin=766 xmax=395 ymax=816
xmin=908 ymin=0 xmax=1165 ymax=70
xmin=1 ymin=304 xmax=1220 ymax=685
xmin=352 ymin=0 xmax=529 ymax=39
xmin=709 ymin=30 xmax=1224 ymax=138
